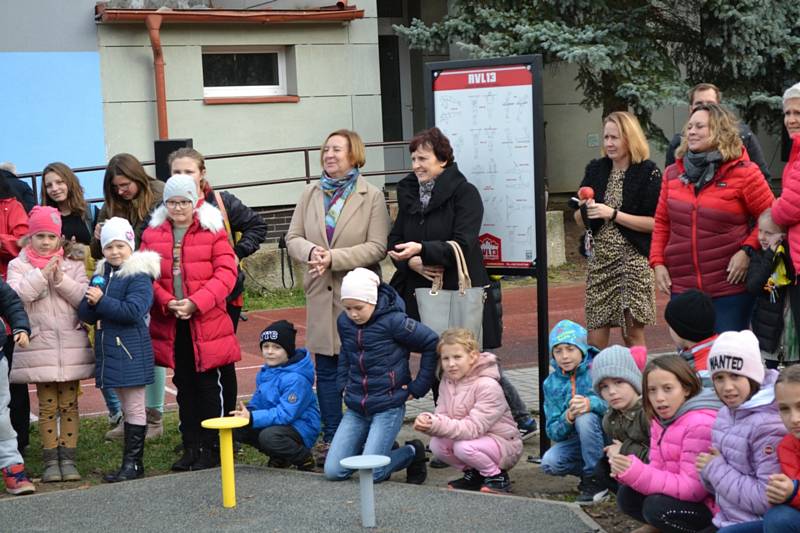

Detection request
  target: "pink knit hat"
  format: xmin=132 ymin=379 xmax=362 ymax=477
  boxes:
xmin=341 ymin=267 xmax=380 ymax=305
xmin=28 ymin=206 xmax=61 ymax=237
xmin=708 ymin=330 xmax=765 ymax=384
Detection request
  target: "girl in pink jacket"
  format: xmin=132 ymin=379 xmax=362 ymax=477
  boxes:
xmin=413 ymin=328 xmax=523 ymax=494
xmin=612 ymin=354 xmax=721 ymax=533
xmin=7 ymin=207 xmax=93 ymax=484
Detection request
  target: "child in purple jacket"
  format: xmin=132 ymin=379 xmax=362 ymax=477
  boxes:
xmin=696 ymin=330 xmax=786 ymax=531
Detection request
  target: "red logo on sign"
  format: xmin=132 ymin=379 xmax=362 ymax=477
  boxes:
xmin=480 ymin=233 xmax=501 ymax=262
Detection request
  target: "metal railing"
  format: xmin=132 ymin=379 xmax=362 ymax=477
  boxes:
xmin=16 ymin=139 xmax=412 ymax=205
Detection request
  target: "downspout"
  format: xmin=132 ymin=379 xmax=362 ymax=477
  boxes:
xmin=145 ymin=14 xmax=169 ymax=140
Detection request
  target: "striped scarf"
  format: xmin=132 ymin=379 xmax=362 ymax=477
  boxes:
xmin=320 ymin=168 xmax=358 ymax=243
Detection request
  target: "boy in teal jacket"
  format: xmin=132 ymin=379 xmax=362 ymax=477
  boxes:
xmin=540 ymin=319 xmax=608 ymax=505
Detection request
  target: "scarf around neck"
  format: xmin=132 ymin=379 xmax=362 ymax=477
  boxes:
xmin=682 ymin=150 xmax=723 ymax=191
xmin=418 ymin=179 xmax=436 ymax=211
xmin=25 ymin=244 xmax=64 ymax=269
xmin=320 ymin=168 xmax=358 ymax=243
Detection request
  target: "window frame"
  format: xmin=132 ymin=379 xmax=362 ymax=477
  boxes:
xmin=201 ymin=45 xmax=288 ymax=98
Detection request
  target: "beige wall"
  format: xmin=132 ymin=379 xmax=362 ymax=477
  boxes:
xmin=96 ymin=0 xmax=385 ymax=207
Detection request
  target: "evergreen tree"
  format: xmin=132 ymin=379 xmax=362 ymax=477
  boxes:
xmin=395 ymin=1 xmax=800 ymax=141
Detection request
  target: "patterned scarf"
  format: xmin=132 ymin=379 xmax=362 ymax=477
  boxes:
xmin=320 ymin=168 xmax=358 ymax=243
xmin=682 ymin=150 xmax=722 ymax=191
xmin=418 ymin=179 xmax=436 ymax=211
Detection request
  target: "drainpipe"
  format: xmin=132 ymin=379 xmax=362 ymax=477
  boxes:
xmin=145 ymin=14 xmax=169 ymax=140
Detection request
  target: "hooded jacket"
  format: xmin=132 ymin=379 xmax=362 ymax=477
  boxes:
xmin=247 ymin=349 xmax=321 ymax=449
xmin=616 ymin=389 xmax=722 ymax=509
xmin=650 ymin=150 xmax=774 ymax=297
xmin=746 ymin=244 xmax=798 ymax=355
xmin=337 ymin=282 xmax=438 ymax=416
xmin=141 ymin=201 xmax=241 ymax=372
xmin=0 ymin=196 xmax=28 ymax=278
xmin=543 ymin=320 xmax=607 ymax=442
xmin=77 ymin=251 xmax=160 ymax=389
xmin=428 ymin=351 xmax=523 ymax=470
xmin=7 ymin=252 xmax=93 ymax=384
xmin=602 ymin=399 xmax=650 ymax=462
xmin=772 ymin=134 xmax=800 ymax=273
xmin=701 ymin=370 xmax=786 ymax=527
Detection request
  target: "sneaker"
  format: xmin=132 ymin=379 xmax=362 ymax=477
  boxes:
xmin=267 ymin=457 xmax=291 ymax=469
xmin=1 ymin=464 xmax=35 ymax=495
xmin=447 ymin=468 xmax=484 ymax=491
xmin=480 ymin=470 xmax=511 ymax=494
xmin=517 ymin=416 xmax=539 ymax=441
xmin=576 ymin=475 xmax=609 ymax=505
xmin=430 ymin=457 xmax=450 ymax=469
xmin=313 ymin=441 xmax=330 ymax=467
xmin=295 ymin=454 xmax=316 ymax=472
xmin=405 ymin=439 xmax=428 ymax=484
xmin=107 ymin=411 xmax=122 ymax=427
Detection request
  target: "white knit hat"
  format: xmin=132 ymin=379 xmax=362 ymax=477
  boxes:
xmin=100 ymin=217 xmax=136 ymax=251
xmin=784 ymin=82 xmax=800 ymax=104
xmin=341 ymin=267 xmax=380 ymax=305
xmin=708 ymin=330 xmax=765 ymax=385
xmin=163 ymin=174 xmax=199 ymax=206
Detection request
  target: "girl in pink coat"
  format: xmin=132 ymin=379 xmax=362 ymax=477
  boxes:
xmin=7 ymin=206 xmax=93 ymax=483
xmin=413 ymin=328 xmax=523 ymax=494
xmin=612 ymin=354 xmax=721 ymax=533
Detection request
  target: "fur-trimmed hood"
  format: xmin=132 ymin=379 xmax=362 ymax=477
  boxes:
xmin=94 ymin=250 xmax=161 ymax=279
xmin=148 ymin=201 xmax=225 ymax=234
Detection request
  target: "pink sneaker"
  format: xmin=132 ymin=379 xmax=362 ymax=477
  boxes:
xmin=2 ymin=464 xmax=35 ymax=495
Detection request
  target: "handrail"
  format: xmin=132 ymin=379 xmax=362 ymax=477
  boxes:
xmin=17 ymin=139 xmax=411 ymax=205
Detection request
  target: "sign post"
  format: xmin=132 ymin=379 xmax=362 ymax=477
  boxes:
xmin=425 ymin=55 xmax=550 ymax=452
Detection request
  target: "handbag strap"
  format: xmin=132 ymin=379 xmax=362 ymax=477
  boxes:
xmin=447 ymin=240 xmax=472 ymax=293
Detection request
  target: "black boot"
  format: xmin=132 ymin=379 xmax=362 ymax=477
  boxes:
xmin=171 ymin=440 xmax=199 ymax=472
xmin=191 ymin=442 xmax=220 ymax=471
xmin=104 ymin=423 xmax=146 ymax=483
xmin=405 ymin=439 xmax=428 ymax=484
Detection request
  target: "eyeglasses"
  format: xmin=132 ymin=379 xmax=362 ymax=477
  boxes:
xmin=165 ymin=200 xmax=193 ymax=209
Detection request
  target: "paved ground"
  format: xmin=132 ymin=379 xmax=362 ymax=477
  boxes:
xmin=48 ymin=283 xmax=672 ymax=419
xmin=0 ymin=465 xmax=603 ymax=532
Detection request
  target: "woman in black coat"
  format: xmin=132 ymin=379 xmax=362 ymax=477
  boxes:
xmin=388 ymin=127 xmax=501 ymax=348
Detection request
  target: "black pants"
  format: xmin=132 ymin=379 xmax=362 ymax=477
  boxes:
xmin=593 ymin=455 xmax=619 ymax=494
xmin=617 ymin=485 xmax=713 ymax=533
xmin=235 ymin=424 xmax=310 ymax=465
xmin=4 ymin=339 xmax=29 ymax=453
xmin=173 ymin=320 xmax=228 ymax=448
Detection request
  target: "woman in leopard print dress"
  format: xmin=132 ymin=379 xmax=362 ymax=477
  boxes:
xmin=573 ymin=112 xmax=662 ymax=349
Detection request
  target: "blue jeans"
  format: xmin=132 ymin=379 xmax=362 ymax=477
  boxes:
xmin=540 ymin=412 xmax=605 ymax=478
xmin=764 ymin=505 xmax=800 ymax=533
xmin=315 ymin=354 xmax=342 ymax=443
xmin=324 ymin=405 xmax=414 ymax=483
xmin=712 ymin=292 xmax=754 ymax=333
xmin=102 ymin=387 xmax=121 ymax=417
xmin=718 ymin=521 xmax=764 ymax=533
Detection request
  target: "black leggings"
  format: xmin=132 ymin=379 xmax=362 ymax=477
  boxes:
xmin=617 ymin=485 xmax=713 ymax=533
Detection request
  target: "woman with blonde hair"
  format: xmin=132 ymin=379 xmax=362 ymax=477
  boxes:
xmin=573 ymin=111 xmax=662 ymax=348
xmin=287 ymin=129 xmax=391 ymax=464
xmin=651 ymin=103 xmax=774 ymax=332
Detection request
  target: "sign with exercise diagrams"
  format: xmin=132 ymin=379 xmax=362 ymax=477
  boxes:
xmin=427 ymin=56 xmax=545 ymax=271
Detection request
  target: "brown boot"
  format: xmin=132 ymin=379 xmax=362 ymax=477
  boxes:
xmin=58 ymin=447 xmax=81 ymax=481
xmin=145 ymin=408 xmax=163 ymax=440
xmin=41 ymin=448 xmax=62 ymax=483
xmin=104 ymin=419 xmax=124 ymax=441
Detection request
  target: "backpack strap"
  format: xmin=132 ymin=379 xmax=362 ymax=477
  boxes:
xmin=213 ymin=190 xmax=235 ymax=248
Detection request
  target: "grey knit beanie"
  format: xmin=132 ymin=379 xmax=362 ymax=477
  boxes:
xmin=591 ymin=345 xmax=642 ymax=394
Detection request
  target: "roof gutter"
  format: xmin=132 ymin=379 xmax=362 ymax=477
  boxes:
xmin=95 ymin=4 xmax=364 ymax=24
xmin=145 ymin=14 xmax=168 ymax=140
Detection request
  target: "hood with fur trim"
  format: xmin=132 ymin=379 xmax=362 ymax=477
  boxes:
xmin=148 ymin=200 xmax=225 ymax=234
xmin=94 ymin=250 xmax=161 ymax=279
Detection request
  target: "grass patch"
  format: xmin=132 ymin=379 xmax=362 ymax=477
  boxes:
xmin=12 ymin=411 xmax=271 ymax=497
xmin=243 ymin=287 xmax=306 ymax=311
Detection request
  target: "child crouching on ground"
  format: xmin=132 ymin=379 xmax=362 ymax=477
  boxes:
xmin=324 ymin=268 xmax=438 ymax=485
xmin=231 ymin=320 xmax=320 ymax=470
xmin=590 ymin=345 xmax=649 ymax=497
xmin=746 ymin=209 xmax=799 ymax=369
xmin=664 ymin=289 xmax=718 ymax=387
xmin=8 ymin=207 xmax=94 ymax=483
xmin=540 ymin=319 xmax=608 ymax=504
xmin=414 ymin=328 xmax=523 ymax=493
xmin=696 ymin=330 xmax=786 ymax=531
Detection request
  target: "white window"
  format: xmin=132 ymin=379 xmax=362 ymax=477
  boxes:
xmin=202 ymin=46 xmax=288 ymax=98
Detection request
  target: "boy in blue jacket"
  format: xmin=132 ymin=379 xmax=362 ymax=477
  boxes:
xmin=540 ymin=319 xmax=608 ymax=505
xmin=231 ymin=320 xmax=321 ymax=471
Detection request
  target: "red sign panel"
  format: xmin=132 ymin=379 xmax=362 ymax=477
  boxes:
xmin=433 ymin=65 xmax=532 ymax=91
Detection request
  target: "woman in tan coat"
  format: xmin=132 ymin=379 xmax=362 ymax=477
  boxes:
xmin=287 ymin=129 xmax=390 ymax=462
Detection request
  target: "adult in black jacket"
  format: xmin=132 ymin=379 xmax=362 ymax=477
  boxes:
xmin=573 ymin=112 xmax=661 ymax=349
xmin=388 ymin=127 xmax=501 ymax=349
xmin=0 ymin=169 xmax=34 ymax=213
xmin=745 ymin=209 xmax=800 ymax=368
